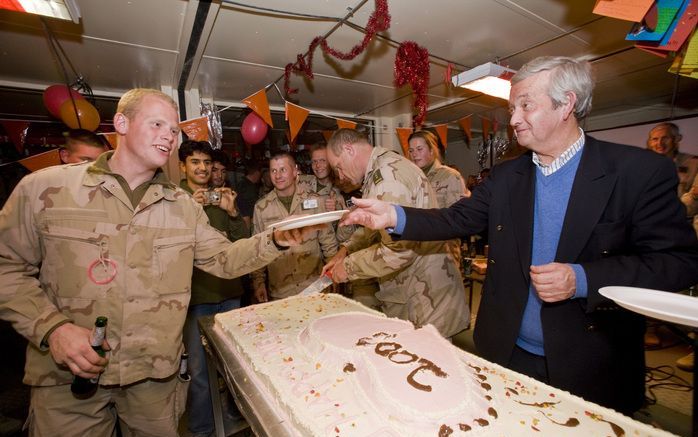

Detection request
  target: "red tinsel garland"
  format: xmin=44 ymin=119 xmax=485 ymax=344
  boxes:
xmin=284 ymin=0 xmax=390 ymax=96
xmin=394 ymin=41 xmax=430 ymax=127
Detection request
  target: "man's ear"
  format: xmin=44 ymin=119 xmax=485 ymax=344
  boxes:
xmin=561 ymin=91 xmax=577 ymax=120
xmin=113 ymin=112 xmax=128 ymax=135
xmin=59 ymin=148 xmax=69 ymax=164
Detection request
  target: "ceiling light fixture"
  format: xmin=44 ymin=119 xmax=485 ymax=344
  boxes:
xmin=0 ymin=0 xmax=81 ymax=23
xmin=451 ymin=62 xmax=516 ymax=100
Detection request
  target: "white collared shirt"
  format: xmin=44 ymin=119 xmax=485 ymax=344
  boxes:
xmin=532 ymin=128 xmax=585 ymax=176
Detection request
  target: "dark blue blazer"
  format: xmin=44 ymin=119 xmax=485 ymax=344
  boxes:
xmin=399 ymin=136 xmax=698 ymax=413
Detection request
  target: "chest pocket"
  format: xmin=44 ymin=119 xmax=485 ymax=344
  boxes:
xmin=38 ymin=209 xmax=109 ymax=298
xmin=152 ymin=234 xmax=195 ymax=294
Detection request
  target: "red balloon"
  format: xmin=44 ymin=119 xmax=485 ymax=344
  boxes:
xmin=241 ymin=112 xmax=268 ymax=145
xmin=59 ymin=99 xmax=101 ymax=131
xmin=43 ymin=85 xmax=85 ymax=119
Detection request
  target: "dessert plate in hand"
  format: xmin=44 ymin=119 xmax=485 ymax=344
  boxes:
xmin=270 ymin=210 xmax=349 ymax=231
xmin=599 ymin=286 xmax=698 ymax=328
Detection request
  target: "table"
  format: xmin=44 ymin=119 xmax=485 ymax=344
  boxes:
xmin=199 ymin=315 xmax=296 ymax=437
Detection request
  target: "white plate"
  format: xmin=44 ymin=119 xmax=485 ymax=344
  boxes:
xmin=270 ymin=210 xmax=349 ymax=231
xmin=599 ymin=286 xmax=698 ymax=328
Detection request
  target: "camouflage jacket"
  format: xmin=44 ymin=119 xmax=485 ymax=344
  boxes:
xmin=342 ymin=147 xmax=469 ymax=337
xmin=297 ymin=174 xmax=354 ymax=243
xmin=251 ymin=187 xmax=338 ymax=299
xmin=0 ymin=154 xmax=284 ymax=387
xmin=425 ymin=159 xmax=469 ymax=208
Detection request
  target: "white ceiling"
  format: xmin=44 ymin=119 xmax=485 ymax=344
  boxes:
xmin=0 ymin=0 xmax=697 ymax=133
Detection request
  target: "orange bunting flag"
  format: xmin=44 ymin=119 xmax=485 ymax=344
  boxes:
xmin=285 ymin=102 xmax=309 ymax=143
xmin=322 ymin=130 xmax=333 ymax=143
xmin=179 ymin=116 xmax=209 ymax=141
xmin=434 ymin=124 xmax=448 ymax=149
xmin=336 ymin=118 xmax=357 ymax=130
xmin=100 ymin=132 xmax=118 ymax=149
xmin=507 ymin=125 xmax=514 ymax=142
xmin=19 ymin=149 xmax=61 ymax=172
xmin=396 ymin=127 xmax=413 ymax=157
xmin=481 ymin=117 xmax=491 ymax=140
xmin=458 ymin=116 xmax=472 ymax=142
xmin=242 ymin=89 xmax=274 ymax=128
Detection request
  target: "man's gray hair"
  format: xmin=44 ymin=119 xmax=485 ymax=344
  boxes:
xmin=512 ymin=56 xmax=594 ymax=120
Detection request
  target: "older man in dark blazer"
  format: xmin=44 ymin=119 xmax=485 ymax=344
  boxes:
xmin=341 ymin=56 xmax=698 ymax=415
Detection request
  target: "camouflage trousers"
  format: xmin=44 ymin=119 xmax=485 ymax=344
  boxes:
xmin=26 ymin=374 xmax=188 ymax=437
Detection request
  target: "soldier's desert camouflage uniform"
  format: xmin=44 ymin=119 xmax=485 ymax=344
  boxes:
xmin=297 ymin=174 xmax=353 ymax=243
xmin=251 ymin=187 xmax=338 ymax=300
xmin=0 ymin=153 xmax=285 ymax=388
xmin=425 ymin=159 xmax=469 ymax=208
xmin=424 ymin=159 xmax=469 ymax=273
xmin=341 ymin=147 xmax=469 ymax=337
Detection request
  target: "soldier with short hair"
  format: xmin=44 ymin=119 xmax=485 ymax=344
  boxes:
xmin=323 ymin=129 xmax=469 ymax=338
xmin=59 ymin=128 xmax=109 ymax=164
xmin=251 ymin=152 xmax=338 ymax=302
xmin=0 ymin=88 xmax=318 ymax=436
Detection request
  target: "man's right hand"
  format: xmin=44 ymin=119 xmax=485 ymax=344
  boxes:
xmin=339 ymin=197 xmax=396 ymax=230
xmin=192 ymin=188 xmax=208 ymax=205
xmin=48 ymin=323 xmax=109 ymax=379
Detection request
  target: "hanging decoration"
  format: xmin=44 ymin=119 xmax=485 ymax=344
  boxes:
xmin=481 ymin=117 xmax=492 ymax=140
xmin=394 ymin=41 xmax=430 ymax=127
xmin=433 ymin=124 xmax=448 ymax=149
xmin=59 ymin=99 xmax=100 ymax=131
xmin=201 ymin=103 xmax=223 ymax=149
xmin=336 ymin=119 xmax=357 ymax=130
xmin=179 ymin=116 xmax=209 ymax=142
xmin=395 ymin=127 xmax=413 ymax=157
xmin=43 ymin=85 xmax=85 ymax=118
xmin=19 ymin=149 xmax=61 ymax=172
xmin=1 ymin=120 xmax=29 ymax=153
xmin=322 ymin=130 xmax=333 ymax=143
xmin=458 ymin=115 xmax=472 ymax=144
xmin=283 ymin=0 xmax=391 ymax=96
xmin=241 ymin=112 xmax=269 ymax=145
xmin=477 ymin=136 xmax=511 ymax=170
xmin=285 ymin=102 xmax=310 ymax=143
xmin=242 ymin=89 xmax=274 ymax=127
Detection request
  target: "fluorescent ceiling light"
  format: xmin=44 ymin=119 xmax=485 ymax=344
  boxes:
xmin=451 ymin=62 xmax=516 ymax=100
xmin=0 ymin=0 xmax=81 ymax=23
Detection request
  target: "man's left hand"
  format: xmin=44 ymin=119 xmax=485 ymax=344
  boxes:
xmin=217 ymin=188 xmax=238 ymax=216
xmin=530 ymin=262 xmax=576 ymax=303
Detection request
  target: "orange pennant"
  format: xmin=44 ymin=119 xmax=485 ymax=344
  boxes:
xmin=433 ymin=124 xmax=448 ymax=149
xmin=19 ymin=149 xmax=61 ymax=172
xmin=396 ymin=127 xmax=413 ymax=157
xmin=336 ymin=118 xmax=357 ymax=130
xmin=458 ymin=116 xmax=472 ymax=142
xmin=100 ymin=132 xmax=118 ymax=149
xmin=285 ymin=102 xmax=309 ymax=143
xmin=481 ymin=117 xmax=491 ymax=140
xmin=242 ymin=89 xmax=274 ymax=128
xmin=179 ymin=116 xmax=209 ymax=141
xmin=322 ymin=130 xmax=333 ymax=143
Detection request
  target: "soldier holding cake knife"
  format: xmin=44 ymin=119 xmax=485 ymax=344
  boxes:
xmin=0 ymin=88 xmax=323 ymax=436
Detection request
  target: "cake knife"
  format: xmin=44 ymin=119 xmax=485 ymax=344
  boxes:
xmin=301 ymin=272 xmax=333 ymax=295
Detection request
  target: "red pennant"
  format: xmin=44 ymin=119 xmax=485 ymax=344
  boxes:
xmin=1 ymin=120 xmax=29 ymax=153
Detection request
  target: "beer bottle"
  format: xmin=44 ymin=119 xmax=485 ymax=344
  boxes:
xmin=71 ymin=316 xmax=108 ymax=398
xmin=179 ymin=352 xmax=191 ymax=381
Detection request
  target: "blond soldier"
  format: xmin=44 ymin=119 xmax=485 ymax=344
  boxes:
xmin=323 ymin=129 xmax=469 ymax=338
xmin=0 ymin=89 xmax=317 ymax=436
xmin=252 ymin=152 xmax=338 ymax=302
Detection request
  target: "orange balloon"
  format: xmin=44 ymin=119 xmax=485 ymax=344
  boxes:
xmin=59 ymin=99 xmax=100 ymax=131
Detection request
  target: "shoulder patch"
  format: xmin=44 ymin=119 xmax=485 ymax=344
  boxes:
xmin=372 ymin=169 xmax=383 ymax=185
